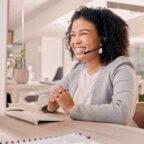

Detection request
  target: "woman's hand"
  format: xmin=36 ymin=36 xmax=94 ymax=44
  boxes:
xmin=47 ymin=97 xmax=59 ymax=112
xmin=53 ymin=86 xmax=75 ymax=114
xmin=47 ymin=87 xmax=60 ymax=112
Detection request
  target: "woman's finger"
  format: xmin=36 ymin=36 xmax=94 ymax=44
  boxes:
xmin=51 ymin=91 xmax=60 ymax=96
xmin=48 ymin=95 xmax=54 ymax=102
xmin=55 ymin=85 xmax=66 ymax=91
xmin=54 ymin=87 xmax=68 ymax=95
xmin=49 ymin=92 xmax=59 ymax=102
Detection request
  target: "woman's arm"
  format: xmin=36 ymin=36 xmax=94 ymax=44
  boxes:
xmin=69 ymin=65 xmax=137 ymax=124
xmin=38 ymin=74 xmax=70 ymax=112
xmin=38 ymin=62 xmax=80 ymax=112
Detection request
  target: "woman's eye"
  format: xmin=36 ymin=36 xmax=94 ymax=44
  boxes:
xmin=70 ymin=34 xmax=76 ymax=37
xmin=81 ymin=33 xmax=88 ymax=35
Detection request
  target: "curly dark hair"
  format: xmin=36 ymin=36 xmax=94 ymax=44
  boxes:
xmin=65 ymin=6 xmax=129 ymax=65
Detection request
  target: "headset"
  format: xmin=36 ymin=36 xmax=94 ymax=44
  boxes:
xmin=84 ymin=45 xmax=103 ymax=54
xmin=83 ymin=36 xmax=107 ymax=55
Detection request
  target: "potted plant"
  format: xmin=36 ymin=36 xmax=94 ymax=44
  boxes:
xmin=14 ymin=48 xmax=29 ymax=84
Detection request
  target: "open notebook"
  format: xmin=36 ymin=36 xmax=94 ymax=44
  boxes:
xmin=5 ymin=108 xmax=63 ymax=125
xmin=1 ymin=133 xmax=99 ymax=144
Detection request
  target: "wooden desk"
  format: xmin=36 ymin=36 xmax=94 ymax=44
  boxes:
xmin=0 ymin=108 xmax=144 ymax=144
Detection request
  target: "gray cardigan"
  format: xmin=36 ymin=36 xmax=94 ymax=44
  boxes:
xmin=38 ymin=56 xmax=137 ymax=124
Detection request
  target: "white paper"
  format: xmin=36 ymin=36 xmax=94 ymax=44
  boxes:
xmin=20 ymin=133 xmax=99 ymax=144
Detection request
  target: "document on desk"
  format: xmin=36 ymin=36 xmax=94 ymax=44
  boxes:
xmin=28 ymin=133 xmax=99 ymax=144
xmin=2 ymin=133 xmax=99 ymax=144
xmin=5 ymin=109 xmax=63 ymax=125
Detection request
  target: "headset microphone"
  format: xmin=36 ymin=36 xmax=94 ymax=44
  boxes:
xmin=84 ymin=45 xmax=102 ymax=54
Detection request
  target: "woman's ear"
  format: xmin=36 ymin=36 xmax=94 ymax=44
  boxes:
xmin=101 ymin=36 xmax=107 ymax=46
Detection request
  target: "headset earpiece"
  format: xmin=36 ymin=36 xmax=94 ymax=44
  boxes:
xmin=99 ymin=48 xmax=103 ymax=54
xmin=99 ymin=36 xmax=107 ymax=54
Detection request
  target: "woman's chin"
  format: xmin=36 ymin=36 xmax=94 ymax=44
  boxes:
xmin=75 ymin=55 xmax=85 ymax=61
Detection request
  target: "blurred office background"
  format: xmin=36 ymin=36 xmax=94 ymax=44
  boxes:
xmin=7 ymin=0 xmax=144 ymax=82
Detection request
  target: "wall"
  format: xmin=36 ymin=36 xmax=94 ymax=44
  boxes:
xmin=41 ymin=36 xmax=63 ymax=81
xmin=127 ymin=14 xmax=144 ymax=37
xmin=25 ymin=38 xmax=41 ymax=81
xmin=25 ymin=36 xmax=75 ymax=81
xmin=0 ymin=0 xmax=8 ymax=113
xmin=127 ymin=14 xmax=144 ymax=75
xmin=14 ymin=0 xmax=92 ymax=42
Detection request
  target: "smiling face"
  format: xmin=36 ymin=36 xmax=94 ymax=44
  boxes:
xmin=70 ymin=17 xmax=101 ymax=61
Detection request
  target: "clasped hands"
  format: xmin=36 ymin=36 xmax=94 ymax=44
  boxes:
xmin=47 ymin=86 xmax=74 ymax=114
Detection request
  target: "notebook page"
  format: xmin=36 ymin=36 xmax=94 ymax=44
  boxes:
xmin=20 ymin=133 xmax=100 ymax=144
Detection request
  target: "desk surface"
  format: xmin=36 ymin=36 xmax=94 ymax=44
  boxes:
xmin=0 ymin=107 xmax=144 ymax=144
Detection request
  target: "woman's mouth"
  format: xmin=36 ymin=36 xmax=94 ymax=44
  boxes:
xmin=74 ymin=48 xmax=86 ymax=54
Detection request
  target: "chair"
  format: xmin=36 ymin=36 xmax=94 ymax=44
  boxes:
xmin=52 ymin=66 xmax=63 ymax=81
xmin=133 ymin=103 xmax=144 ymax=128
xmin=6 ymin=93 xmax=12 ymax=107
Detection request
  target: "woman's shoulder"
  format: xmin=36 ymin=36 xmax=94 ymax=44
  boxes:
xmin=107 ymin=56 xmax=134 ymax=70
xmin=106 ymin=56 xmax=135 ymax=79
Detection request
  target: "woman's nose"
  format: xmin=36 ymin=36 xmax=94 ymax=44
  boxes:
xmin=73 ymin=35 xmax=82 ymax=44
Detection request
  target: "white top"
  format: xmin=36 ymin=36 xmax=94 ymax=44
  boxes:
xmin=73 ymin=68 xmax=100 ymax=105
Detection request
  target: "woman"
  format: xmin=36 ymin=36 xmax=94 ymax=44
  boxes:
xmin=38 ymin=6 xmax=137 ymax=124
